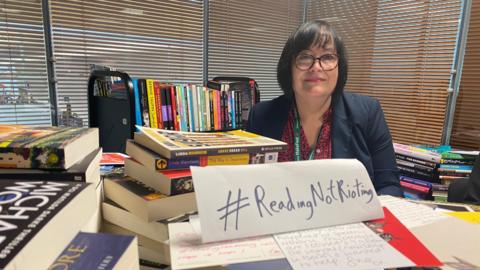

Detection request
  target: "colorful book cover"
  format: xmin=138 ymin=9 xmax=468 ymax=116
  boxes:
xmin=366 ymin=207 xmax=442 ymax=267
xmin=49 ymin=232 xmax=137 ymax=270
xmin=134 ymin=126 xmax=287 ymax=159
xmin=0 ymin=124 xmax=98 ymax=169
xmin=393 ymin=143 xmax=441 ymax=163
xmin=100 ymin=152 xmax=129 ymax=166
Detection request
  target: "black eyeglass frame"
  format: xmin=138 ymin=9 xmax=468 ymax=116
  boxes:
xmin=294 ymin=53 xmax=339 ymax=71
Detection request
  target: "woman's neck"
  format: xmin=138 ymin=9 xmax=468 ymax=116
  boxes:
xmin=295 ymin=95 xmax=331 ymax=123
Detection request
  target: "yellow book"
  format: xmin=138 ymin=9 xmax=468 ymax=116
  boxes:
xmin=146 ymin=79 xmax=158 ymax=128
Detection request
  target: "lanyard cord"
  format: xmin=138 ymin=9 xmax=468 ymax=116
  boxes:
xmin=293 ymin=105 xmax=325 ymax=161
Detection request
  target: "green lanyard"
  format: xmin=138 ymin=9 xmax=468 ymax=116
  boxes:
xmin=293 ymin=106 xmax=325 ymax=161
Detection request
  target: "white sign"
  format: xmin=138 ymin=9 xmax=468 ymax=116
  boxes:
xmin=168 ymin=222 xmax=284 ymax=270
xmin=274 ymin=223 xmax=413 ymax=270
xmin=191 ymin=159 xmax=384 ymax=243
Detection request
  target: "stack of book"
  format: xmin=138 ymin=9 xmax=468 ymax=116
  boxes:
xmin=101 ymin=126 xmax=287 ymax=268
xmin=0 ymin=125 xmax=115 ymax=269
xmin=432 ymin=150 xmax=477 ymax=201
xmin=393 ymin=143 xmax=441 ymax=200
xmin=0 ymin=124 xmax=104 ymax=231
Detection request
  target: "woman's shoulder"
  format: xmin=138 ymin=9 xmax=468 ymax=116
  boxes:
xmin=252 ymin=94 xmax=290 ymax=114
xmin=341 ymin=91 xmax=381 ymax=113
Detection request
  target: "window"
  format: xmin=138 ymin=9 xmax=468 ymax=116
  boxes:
xmin=50 ymin=0 xmax=204 ymax=126
xmin=208 ymin=0 xmax=303 ymax=101
xmin=0 ymin=0 xmax=51 ymax=125
xmin=307 ymin=0 xmax=461 ymax=145
xmin=450 ymin=0 xmax=480 ymax=150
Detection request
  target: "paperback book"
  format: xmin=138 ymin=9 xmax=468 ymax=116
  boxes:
xmin=103 ymin=175 xmax=197 ymax=221
xmin=126 ymin=139 xmax=278 ymax=171
xmin=0 ymin=124 xmax=98 ymax=169
xmin=0 ymin=147 xmax=102 ymax=184
xmin=134 ymin=126 xmax=287 ymax=159
xmin=0 ymin=180 xmax=96 ymax=270
xmin=49 ymin=232 xmax=139 ymax=270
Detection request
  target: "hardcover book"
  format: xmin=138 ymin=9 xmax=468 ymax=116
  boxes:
xmin=0 ymin=180 xmax=96 ymax=270
xmin=134 ymin=126 xmax=287 ymax=159
xmin=49 ymin=232 xmax=139 ymax=270
xmin=0 ymin=124 xmax=99 ymax=169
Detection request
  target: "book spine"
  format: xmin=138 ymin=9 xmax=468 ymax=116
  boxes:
xmin=438 ymin=164 xmax=473 ymax=171
xmin=138 ymin=79 xmax=150 ymax=127
xmin=160 ymin=86 xmax=169 ymax=130
xmin=169 ymin=144 xmax=287 ymax=158
xmin=132 ymin=78 xmax=143 ymax=126
xmin=395 ymin=154 xmax=437 ymax=168
xmin=187 ymin=86 xmax=195 ymax=132
xmin=154 ymin=81 xmax=164 ymax=129
xmin=399 ymin=175 xmax=432 ymax=188
xmin=397 ymin=165 xmax=436 ymax=180
xmin=171 ymin=85 xmax=179 ymax=131
xmin=204 ymin=88 xmax=211 ymax=132
xmin=146 ymin=79 xmax=158 ymax=128
xmin=400 ymin=180 xmax=431 ymax=194
xmin=394 ymin=143 xmax=441 ymax=163
xmin=396 ymin=159 xmax=435 ymax=173
xmin=440 ymin=158 xmax=475 ymax=165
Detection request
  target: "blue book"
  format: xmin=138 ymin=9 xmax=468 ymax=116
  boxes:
xmin=132 ymin=78 xmax=143 ymax=128
xmin=49 ymin=232 xmax=138 ymax=270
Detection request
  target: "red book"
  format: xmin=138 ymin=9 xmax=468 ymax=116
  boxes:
xmin=153 ymin=81 xmax=164 ymax=129
xmin=170 ymin=85 xmax=179 ymax=131
xmin=400 ymin=180 xmax=431 ymax=193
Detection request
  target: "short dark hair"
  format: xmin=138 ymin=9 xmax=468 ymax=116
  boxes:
xmin=277 ymin=20 xmax=348 ymax=99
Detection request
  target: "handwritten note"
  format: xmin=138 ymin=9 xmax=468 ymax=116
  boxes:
xmin=274 ymin=223 xmax=414 ymax=270
xmin=191 ymin=159 xmax=384 ymax=242
xmin=169 ymin=222 xmax=284 ymax=270
xmin=378 ymin=196 xmax=449 ymax=228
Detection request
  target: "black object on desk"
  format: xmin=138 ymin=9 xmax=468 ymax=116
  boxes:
xmin=88 ymin=70 xmax=135 ymax=153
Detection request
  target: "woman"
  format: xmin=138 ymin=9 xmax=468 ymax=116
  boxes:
xmin=247 ymin=20 xmax=403 ymax=197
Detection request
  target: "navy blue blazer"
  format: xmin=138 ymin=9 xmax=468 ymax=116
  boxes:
xmin=247 ymin=92 xmax=403 ymax=197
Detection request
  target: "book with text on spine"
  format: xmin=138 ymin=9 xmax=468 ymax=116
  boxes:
xmin=134 ymin=126 xmax=287 ymax=159
xmin=126 ymin=139 xmax=278 ymax=171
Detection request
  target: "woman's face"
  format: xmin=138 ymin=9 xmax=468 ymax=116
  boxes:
xmin=291 ymin=44 xmax=338 ymax=101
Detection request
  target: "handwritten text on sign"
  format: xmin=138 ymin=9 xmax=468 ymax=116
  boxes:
xmin=191 ymin=159 xmax=384 ymax=243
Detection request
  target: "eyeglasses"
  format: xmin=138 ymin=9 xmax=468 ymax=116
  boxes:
xmin=295 ymin=53 xmax=339 ymax=71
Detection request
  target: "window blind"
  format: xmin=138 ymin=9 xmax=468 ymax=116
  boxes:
xmin=307 ymin=0 xmax=461 ymax=145
xmin=50 ymin=0 xmax=204 ymax=126
xmin=450 ymin=0 xmax=480 ymax=150
xmin=0 ymin=0 xmax=51 ymax=125
xmin=208 ymin=0 xmax=303 ymax=101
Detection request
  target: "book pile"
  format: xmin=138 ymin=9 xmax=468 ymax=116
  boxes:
xmin=101 ymin=126 xmax=287 ymax=268
xmin=0 ymin=124 xmax=104 ymax=231
xmin=393 ymin=143 xmax=441 ymax=200
xmin=434 ymin=150 xmax=478 ymax=201
xmin=0 ymin=124 xmax=123 ymax=269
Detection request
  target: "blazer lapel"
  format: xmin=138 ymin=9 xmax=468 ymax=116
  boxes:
xmin=332 ymin=94 xmax=353 ymax=158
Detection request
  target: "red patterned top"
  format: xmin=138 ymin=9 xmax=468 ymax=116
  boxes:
xmin=278 ymin=107 xmax=332 ymax=162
